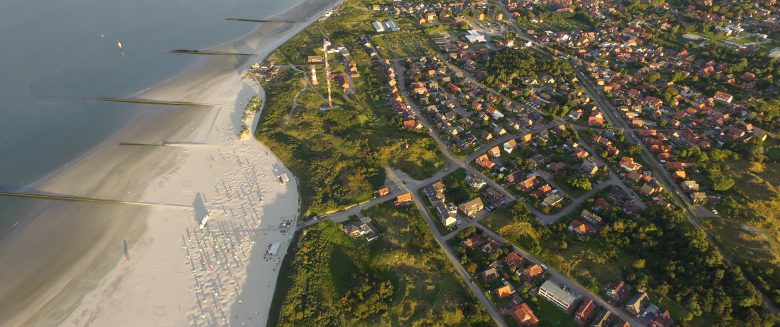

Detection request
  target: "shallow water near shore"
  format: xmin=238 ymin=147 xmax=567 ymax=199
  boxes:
xmin=0 ymin=0 xmax=305 ymax=238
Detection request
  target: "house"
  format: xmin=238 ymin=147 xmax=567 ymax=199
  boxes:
xmin=481 ymin=267 xmax=500 ymax=282
xmin=475 ymin=154 xmax=497 ymax=169
xmin=625 ymin=291 xmax=649 ymax=315
xmin=580 ymin=209 xmax=602 ymax=226
xmin=575 ymin=148 xmax=589 ymax=160
xmin=377 ymin=186 xmax=390 ymax=197
xmin=504 ymin=139 xmax=518 ymax=153
xmin=523 ymin=263 xmax=544 ymax=279
xmin=434 ymin=202 xmax=458 ymax=228
xmin=488 ymin=146 xmax=501 ymax=157
xmin=481 ymin=239 xmax=499 ymax=253
xmin=649 ymin=310 xmax=674 ymax=327
xmin=506 ymin=252 xmax=524 ymax=269
xmin=605 ymin=281 xmax=631 ymax=302
xmin=713 ymin=90 xmax=733 ymax=104
xmin=569 ymin=219 xmax=593 ymax=235
xmin=520 ymin=176 xmax=538 ymax=191
xmin=575 ymin=298 xmax=598 ymax=324
xmin=681 ymin=180 xmax=700 ymax=192
xmin=424 ymin=181 xmax=446 ymax=203
xmin=466 ymin=174 xmax=487 ymax=189
xmin=463 ymin=234 xmax=484 ymax=248
xmin=402 ymin=119 xmax=420 ymax=129
xmin=497 ymin=282 xmax=516 ymax=298
xmin=691 ymin=191 xmax=707 ymax=205
xmin=619 ymin=157 xmax=642 ymax=172
xmin=371 ymin=21 xmax=385 ymax=33
xmin=640 ymin=183 xmax=659 ymax=196
xmin=395 ymin=192 xmax=413 ymax=206
xmin=507 ymin=302 xmax=540 ymax=326
xmin=590 ymin=310 xmax=611 ymax=327
xmin=458 ymin=198 xmax=484 ymax=217
xmin=543 ymin=193 xmax=564 ymax=207
xmin=580 ymin=160 xmax=599 ymax=176
xmin=538 ymin=280 xmax=579 ymax=312
xmin=625 ymin=171 xmax=643 ymax=183
xmin=342 ymin=217 xmax=380 ymax=242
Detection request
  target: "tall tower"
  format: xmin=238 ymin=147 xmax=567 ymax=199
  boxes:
xmin=310 ymin=65 xmax=318 ymax=85
xmin=323 ymin=38 xmax=333 ymax=108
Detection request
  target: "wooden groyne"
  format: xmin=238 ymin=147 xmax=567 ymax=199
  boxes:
xmin=0 ymin=191 xmax=191 ymax=209
xmin=225 ymin=17 xmax=299 ymax=24
xmin=118 ymin=142 xmax=212 ymax=148
xmin=95 ymin=97 xmax=214 ymax=107
xmin=170 ymin=50 xmax=255 ymax=56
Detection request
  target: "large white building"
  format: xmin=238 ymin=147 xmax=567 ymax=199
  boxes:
xmin=538 ymin=280 xmax=579 ymax=312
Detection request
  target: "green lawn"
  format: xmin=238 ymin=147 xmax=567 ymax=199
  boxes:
xmin=530 ymin=298 xmax=577 ymax=327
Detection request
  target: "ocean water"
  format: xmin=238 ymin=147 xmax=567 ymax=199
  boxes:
xmin=0 ymin=0 xmax=304 ymax=235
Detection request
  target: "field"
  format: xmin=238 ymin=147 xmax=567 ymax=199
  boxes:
xmin=482 ymin=205 xmax=635 ymax=294
xmin=703 ymin=159 xmax=780 ymax=307
xmin=269 ymin=201 xmax=493 ymax=326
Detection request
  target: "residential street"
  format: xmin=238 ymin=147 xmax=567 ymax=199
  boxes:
xmin=385 ymin=168 xmax=509 ymax=327
xmin=474 ymin=224 xmax=645 ymax=327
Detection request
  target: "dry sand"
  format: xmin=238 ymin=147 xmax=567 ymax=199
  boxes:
xmin=0 ymin=0 xmax=341 ymax=326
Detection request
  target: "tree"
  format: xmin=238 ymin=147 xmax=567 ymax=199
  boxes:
xmin=568 ymin=176 xmax=593 ymax=190
xmin=632 ymin=259 xmax=646 ymax=269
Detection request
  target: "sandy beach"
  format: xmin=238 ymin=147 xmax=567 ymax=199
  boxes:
xmin=0 ymin=0 xmax=340 ymax=326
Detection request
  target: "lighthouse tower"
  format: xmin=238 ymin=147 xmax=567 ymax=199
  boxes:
xmin=310 ymin=65 xmax=318 ymax=85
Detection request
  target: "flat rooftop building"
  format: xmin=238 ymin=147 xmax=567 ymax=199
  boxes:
xmin=538 ymin=280 xmax=579 ymax=312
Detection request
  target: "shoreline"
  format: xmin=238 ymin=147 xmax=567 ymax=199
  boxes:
xmin=0 ymin=0 xmax=342 ymax=326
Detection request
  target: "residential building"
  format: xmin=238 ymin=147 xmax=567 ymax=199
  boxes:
xmin=463 ymin=234 xmax=484 ymax=248
xmin=649 ymin=310 xmax=674 ymax=327
xmin=458 ymin=198 xmax=484 ymax=217
xmin=580 ymin=209 xmax=602 ymax=226
xmin=497 ymin=282 xmax=516 ymax=298
xmin=377 ymin=186 xmax=390 ymax=197
xmin=619 ymin=156 xmax=642 ymax=172
xmin=342 ymin=217 xmax=380 ymax=242
xmin=395 ymin=192 xmax=413 ymax=206
xmin=506 ymin=252 xmax=524 ymax=270
xmin=625 ymin=291 xmax=649 ymax=315
xmin=424 ymin=181 xmax=446 ymax=203
xmin=605 ymin=281 xmax=631 ymax=302
xmin=507 ymin=302 xmax=540 ymax=326
xmin=538 ymin=280 xmax=579 ymax=312
xmin=569 ymin=219 xmax=593 ymax=235
xmin=543 ymin=193 xmax=564 ymax=207
xmin=575 ymin=298 xmax=598 ymax=324
xmin=482 ymin=267 xmax=500 ymax=282
xmin=523 ymin=263 xmax=544 ymax=279
xmin=476 ymin=154 xmax=497 ymax=169
xmin=590 ymin=310 xmax=611 ymax=327
xmin=434 ymin=202 xmax=458 ymax=228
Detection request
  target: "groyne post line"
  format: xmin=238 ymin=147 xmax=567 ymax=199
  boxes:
xmin=0 ymin=191 xmax=189 ymax=210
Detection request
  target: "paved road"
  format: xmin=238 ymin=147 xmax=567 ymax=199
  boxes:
xmin=576 ymin=70 xmax=780 ymax=314
xmin=476 ymin=223 xmax=645 ymax=327
xmin=385 ymin=169 xmax=509 ymax=327
xmin=392 ymin=59 xmax=516 ymax=202
xmin=464 ymin=120 xmax=564 ymax=163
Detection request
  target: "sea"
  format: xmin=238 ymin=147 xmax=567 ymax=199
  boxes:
xmin=0 ymin=0 xmax=304 ymax=237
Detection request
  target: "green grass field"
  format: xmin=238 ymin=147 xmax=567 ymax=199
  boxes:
xmin=269 ymin=201 xmax=494 ymax=326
